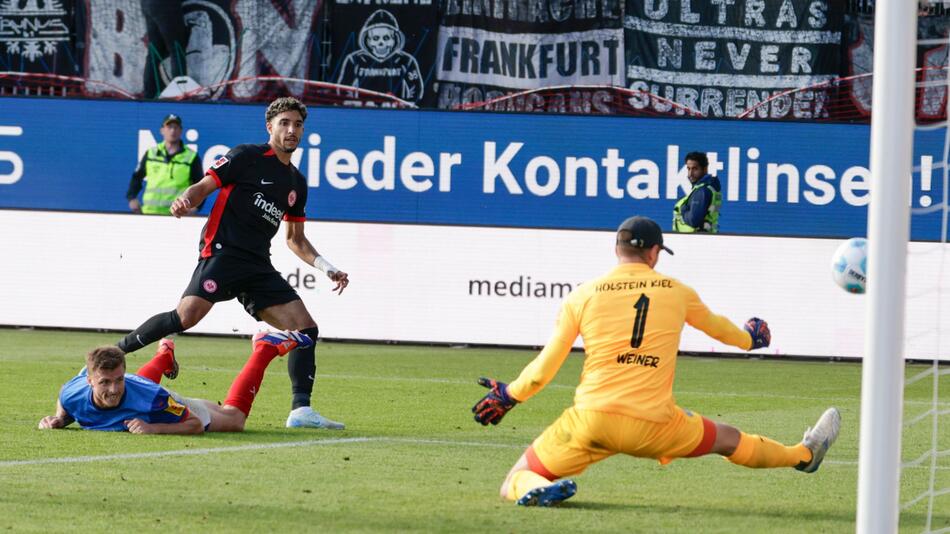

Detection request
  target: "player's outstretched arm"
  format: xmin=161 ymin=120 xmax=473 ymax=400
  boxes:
xmin=684 ymin=286 xmax=769 ymax=350
xmin=38 ymin=415 xmax=73 ymax=429
xmin=473 ymin=303 xmax=579 ymax=427
xmin=170 ymin=175 xmax=218 ymax=218
xmin=285 ymin=221 xmax=350 ymax=294
xmin=125 ymin=413 xmax=204 ymax=435
xmin=38 ymin=400 xmax=74 ymax=430
xmin=503 ymin=299 xmax=579 ymax=399
xmin=743 ymin=317 xmax=771 ymax=350
xmin=472 ymin=377 xmax=518 ymax=425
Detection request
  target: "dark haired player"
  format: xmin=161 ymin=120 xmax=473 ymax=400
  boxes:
xmin=115 ymin=97 xmax=348 ymax=430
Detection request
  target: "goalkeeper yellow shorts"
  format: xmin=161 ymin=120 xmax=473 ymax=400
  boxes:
xmin=529 ymin=406 xmax=716 ymax=478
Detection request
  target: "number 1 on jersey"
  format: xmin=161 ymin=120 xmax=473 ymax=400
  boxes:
xmin=630 ymin=293 xmax=650 ymax=348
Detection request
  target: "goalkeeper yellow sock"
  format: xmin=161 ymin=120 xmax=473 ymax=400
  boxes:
xmin=505 ymin=470 xmax=553 ymax=501
xmin=727 ymin=432 xmax=812 ymax=468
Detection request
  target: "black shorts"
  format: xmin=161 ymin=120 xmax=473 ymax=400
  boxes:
xmin=183 ymin=255 xmax=300 ymax=319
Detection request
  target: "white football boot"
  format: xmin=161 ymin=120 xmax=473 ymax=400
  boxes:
xmin=286 ymin=406 xmax=345 ymax=430
xmin=796 ymin=407 xmax=841 ymax=473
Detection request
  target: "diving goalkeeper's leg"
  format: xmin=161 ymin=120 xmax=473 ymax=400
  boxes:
xmin=718 ymin=408 xmax=841 ymax=472
xmin=501 ymin=448 xmax=577 ymax=507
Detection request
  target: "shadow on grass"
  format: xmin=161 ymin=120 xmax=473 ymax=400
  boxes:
xmin=558 ymin=500 xmax=945 ymax=531
xmin=562 ymin=501 xmax=857 ymax=524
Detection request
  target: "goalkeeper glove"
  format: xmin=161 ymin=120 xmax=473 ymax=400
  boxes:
xmin=744 ymin=317 xmax=771 ymax=350
xmin=472 ymin=377 xmax=518 ymax=426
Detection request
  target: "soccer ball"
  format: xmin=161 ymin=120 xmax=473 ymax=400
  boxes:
xmin=831 ymin=237 xmax=868 ymax=294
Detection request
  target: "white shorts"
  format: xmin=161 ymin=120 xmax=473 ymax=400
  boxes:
xmin=165 ymin=389 xmax=213 ymax=430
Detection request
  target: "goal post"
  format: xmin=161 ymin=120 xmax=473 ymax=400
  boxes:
xmin=856 ymin=0 xmax=917 ymax=532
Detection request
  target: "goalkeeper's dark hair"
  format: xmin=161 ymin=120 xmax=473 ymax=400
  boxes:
xmin=266 ymin=97 xmax=308 ymax=123
xmin=86 ymin=346 xmax=126 ymax=373
xmin=684 ymin=151 xmax=708 ymax=169
xmin=616 ymin=229 xmax=651 ymax=261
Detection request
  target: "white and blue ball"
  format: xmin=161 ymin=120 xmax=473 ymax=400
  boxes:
xmin=831 ymin=237 xmax=868 ymax=294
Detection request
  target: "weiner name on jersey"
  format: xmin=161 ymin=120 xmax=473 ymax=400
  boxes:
xmin=616 ymin=351 xmax=660 ymax=367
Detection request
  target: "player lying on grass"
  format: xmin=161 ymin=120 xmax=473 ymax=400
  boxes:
xmin=38 ymin=331 xmax=311 ymax=434
xmin=472 ymin=215 xmax=841 ymax=507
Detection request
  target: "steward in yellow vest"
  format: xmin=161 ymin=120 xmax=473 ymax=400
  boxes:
xmin=672 ymin=151 xmax=722 ymax=233
xmin=127 ymin=114 xmax=202 ymax=215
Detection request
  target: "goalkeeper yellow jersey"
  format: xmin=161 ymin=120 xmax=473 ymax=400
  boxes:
xmin=507 ymin=262 xmax=753 ymax=423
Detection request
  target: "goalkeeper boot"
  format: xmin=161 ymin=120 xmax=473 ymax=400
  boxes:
xmin=795 ymin=407 xmax=841 ymax=473
xmin=516 ymin=479 xmax=577 ymax=507
xmin=158 ymin=338 xmax=179 ymax=380
xmin=286 ymin=406 xmax=345 ymax=430
xmin=253 ymin=330 xmax=313 ymax=357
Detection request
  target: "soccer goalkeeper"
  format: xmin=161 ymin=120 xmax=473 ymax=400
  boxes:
xmin=472 ymin=215 xmax=841 ymax=507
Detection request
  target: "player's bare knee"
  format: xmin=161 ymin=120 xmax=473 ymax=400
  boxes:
xmin=283 ymin=312 xmax=317 ymax=331
xmin=177 ymin=299 xmax=211 ymax=329
xmin=499 ymin=477 xmax=511 ymax=499
xmin=712 ymin=423 xmax=741 ymax=456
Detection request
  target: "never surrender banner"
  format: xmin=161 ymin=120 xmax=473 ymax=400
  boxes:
xmin=436 ymin=0 xmax=625 ymax=110
xmin=624 ymin=0 xmax=843 ymax=119
xmin=328 ymin=0 xmax=439 ymax=107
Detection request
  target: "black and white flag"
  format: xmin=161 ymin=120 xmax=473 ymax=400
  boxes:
xmin=329 ymin=0 xmax=438 ymax=107
xmin=436 ymin=0 xmax=625 ymax=111
xmin=624 ymin=0 xmax=844 ymax=119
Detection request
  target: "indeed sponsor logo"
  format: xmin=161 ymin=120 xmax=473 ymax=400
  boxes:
xmin=253 ymin=192 xmax=284 ymax=226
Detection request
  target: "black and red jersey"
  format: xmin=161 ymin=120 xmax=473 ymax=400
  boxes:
xmin=199 ymin=143 xmax=308 ymax=262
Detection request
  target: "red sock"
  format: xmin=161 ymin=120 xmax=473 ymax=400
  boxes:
xmin=136 ymin=348 xmax=174 ymax=383
xmin=224 ymin=343 xmax=280 ymax=416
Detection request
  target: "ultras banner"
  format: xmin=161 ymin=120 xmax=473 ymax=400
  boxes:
xmin=327 ymin=0 xmax=439 ymax=107
xmin=435 ymin=0 xmax=626 ymax=110
xmin=83 ymin=0 xmax=323 ymax=99
xmin=0 ymin=0 xmax=79 ymax=75
xmin=624 ymin=0 xmax=844 ymax=119
xmin=843 ymin=13 xmax=950 ymax=123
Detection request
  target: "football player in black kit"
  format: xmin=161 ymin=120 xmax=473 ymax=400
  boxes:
xmin=116 ymin=97 xmax=349 ymax=429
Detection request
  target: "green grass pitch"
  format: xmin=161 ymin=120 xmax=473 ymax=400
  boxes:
xmin=1 ymin=328 xmax=947 ymax=532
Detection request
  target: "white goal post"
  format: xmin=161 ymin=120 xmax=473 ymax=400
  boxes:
xmin=856 ymin=0 xmax=917 ymax=532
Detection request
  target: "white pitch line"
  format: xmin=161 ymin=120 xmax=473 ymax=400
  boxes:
xmin=0 ymin=437 xmax=527 ymax=468
xmin=0 ymin=437 xmax=379 ymax=467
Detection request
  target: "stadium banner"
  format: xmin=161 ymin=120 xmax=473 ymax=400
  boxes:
xmin=1 ymin=210 xmax=947 ymax=360
xmin=623 ymin=0 xmax=844 ymax=119
xmin=0 ymin=0 xmax=79 ymax=75
xmin=327 ymin=0 xmax=438 ymax=107
xmin=435 ymin=0 xmax=625 ymax=110
xmin=843 ymin=13 xmax=950 ymax=122
xmin=0 ymin=96 xmax=946 ymax=241
xmin=82 ymin=0 xmax=324 ymax=99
